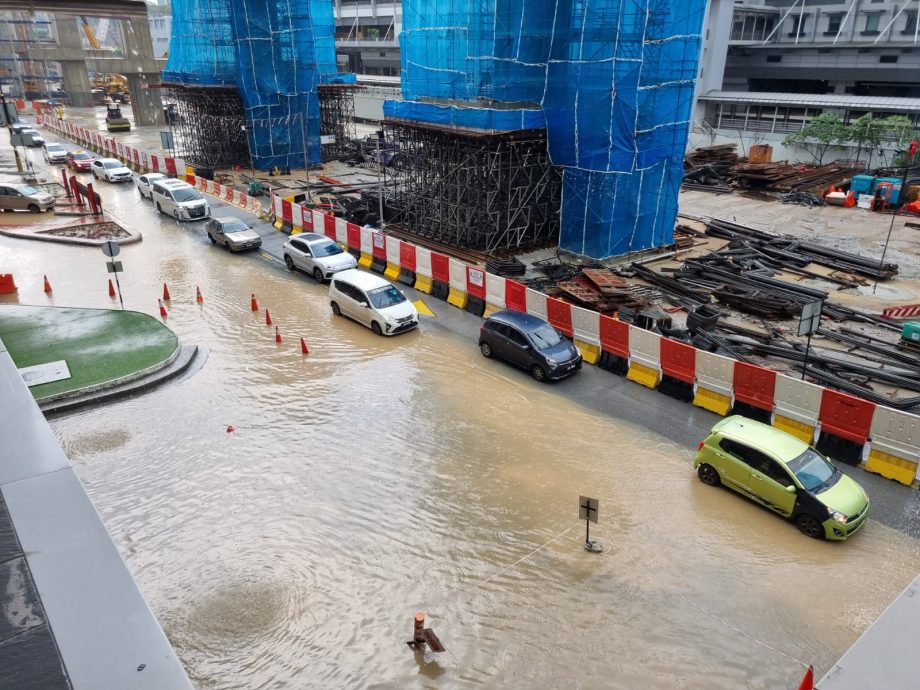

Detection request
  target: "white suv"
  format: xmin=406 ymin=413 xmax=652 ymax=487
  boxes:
xmin=282 ymin=232 xmax=357 ymax=282
xmin=329 ymin=269 xmax=418 ymax=336
xmin=151 ymin=179 xmax=210 ymax=221
xmin=91 ymin=158 xmax=133 ymax=183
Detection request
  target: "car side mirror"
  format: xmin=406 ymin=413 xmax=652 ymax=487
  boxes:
xmin=785 ymin=485 xmax=796 ymax=494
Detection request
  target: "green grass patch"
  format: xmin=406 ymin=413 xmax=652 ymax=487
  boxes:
xmin=0 ymin=306 xmax=178 ymax=399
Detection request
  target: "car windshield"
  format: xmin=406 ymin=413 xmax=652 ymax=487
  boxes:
xmin=73 ymin=152 xmax=91 ymax=160
xmin=311 ymin=240 xmax=343 ymax=257
xmin=787 ymin=448 xmax=836 ymax=492
xmin=172 ymin=188 xmax=202 ymax=202
xmin=367 ymin=284 xmax=406 ymax=309
xmin=528 ymin=324 xmax=563 ymax=349
xmin=47 ymin=144 xmax=64 ymax=151
xmin=16 ymin=186 xmax=39 ymax=195
xmin=221 ymin=219 xmax=249 ymax=233
xmin=103 ymin=161 xmax=122 ymax=169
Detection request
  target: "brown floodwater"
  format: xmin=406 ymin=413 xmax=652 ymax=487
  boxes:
xmin=2 ymin=154 xmax=920 ymax=689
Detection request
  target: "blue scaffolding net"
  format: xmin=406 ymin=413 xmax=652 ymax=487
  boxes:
xmin=392 ymin=0 xmax=706 ymax=259
xmin=163 ymin=0 xmax=354 ymax=170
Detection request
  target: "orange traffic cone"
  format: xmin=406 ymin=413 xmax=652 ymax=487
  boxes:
xmin=108 ymin=278 xmax=116 ymax=297
xmin=158 ymin=299 xmax=168 ymax=318
xmin=251 ymin=293 xmax=258 ymax=311
xmin=300 ymin=337 xmax=309 ymax=354
xmin=844 ymin=190 xmax=856 ymax=208
xmin=196 ymin=286 xmax=203 ymax=303
xmin=162 ymin=282 xmax=171 ymax=301
xmin=797 ymin=666 xmax=814 ymax=690
xmin=43 ymin=274 xmax=52 ymax=294
xmin=265 ymin=308 xmax=273 ymax=326
xmin=275 ymin=326 xmax=282 ymax=343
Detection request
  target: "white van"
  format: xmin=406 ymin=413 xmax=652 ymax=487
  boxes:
xmin=151 ymin=179 xmax=210 ymax=221
xmin=329 ymin=269 xmax=418 ymax=336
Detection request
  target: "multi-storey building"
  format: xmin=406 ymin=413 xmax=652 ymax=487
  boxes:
xmin=332 ymin=0 xmax=401 ymax=76
xmin=693 ymin=0 xmax=920 ymax=162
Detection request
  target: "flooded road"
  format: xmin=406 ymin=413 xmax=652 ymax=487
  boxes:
xmin=3 ymin=144 xmax=920 ymax=688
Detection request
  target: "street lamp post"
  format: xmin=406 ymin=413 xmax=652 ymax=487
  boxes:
xmin=376 ymin=128 xmax=385 ymax=230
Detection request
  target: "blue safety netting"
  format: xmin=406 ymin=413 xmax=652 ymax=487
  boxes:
xmin=384 ymin=101 xmax=545 ymax=132
xmin=391 ymin=0 xmax=706 ymax=259
xmin=161 ymin=0 xmax=236 ymax=86
xmin=164 ymin=0 xmax=354 ymax=170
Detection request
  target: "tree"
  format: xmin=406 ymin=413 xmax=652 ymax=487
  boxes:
xmin=783 ymin=113 xmax=847 ymax=165
xmin=846 ymin=114 xmax=883 ymax=164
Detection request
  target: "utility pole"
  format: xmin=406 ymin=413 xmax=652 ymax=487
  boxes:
xmin=300 ymin=111 xmax=311 ymax=205
xmin=376 ymin=128 xmax=385 ymax=230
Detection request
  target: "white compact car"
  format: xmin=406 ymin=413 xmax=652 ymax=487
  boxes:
xmin=151 ymin=179 xmax=210 ymax=221
xmin=282 ymin=232 xmax=357 ymax=282
xmin=42 ymin=142 xmax=67 ymax=164
xmin=136 ymin=172 xmax=166 ymax=198
xmin=91 ymin=158 xmax=133 ymax=183
xmin=329 ymin=269 xmax=418 ymax=336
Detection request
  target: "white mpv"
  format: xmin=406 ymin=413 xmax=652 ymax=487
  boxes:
xmin=329 ymin=269 xmax=418 ymax=336
xmin=151 ymin=179 xmax=210 ymax=221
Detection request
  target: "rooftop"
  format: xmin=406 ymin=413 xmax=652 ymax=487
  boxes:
xmin=698 ymin=90 xmax=920 ymax=112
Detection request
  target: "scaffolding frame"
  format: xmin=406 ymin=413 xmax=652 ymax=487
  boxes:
xmin=386 ymin=120 xmax=560 ymax=254
xmin=318 ymin=84 xmax=360 ymax=161
xmin=164 ymin=85 xmax=250 ymax=170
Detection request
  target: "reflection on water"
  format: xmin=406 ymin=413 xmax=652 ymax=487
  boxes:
xmin=2 ymin=176 xmax=919 ymax=689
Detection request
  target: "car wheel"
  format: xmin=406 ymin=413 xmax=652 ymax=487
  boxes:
xmin=530 ymin=365 xmax=547 ymax=382
xmin=173 ymin=210 xmax=179 ymax=220
xmin=28 ymin=204 xmax=40 ymax=214
xmin=156 ymin=202 xmax=162 ymax=213
xmin=284 ymin=255 xmax=294 ymax=271
xmin=371 ymin=321 xmax=383 ymax=336
xmin=697 ymin=464 xmax=720 ymax=486
xmin=208 ymin=234 xmax=216 ymax=244
xmin=313 ymin=267 xmax=324 ymax=282
xmin=480 ymin=341 xmax=493 ymax=358
xmin=795 ymin=514 xmax=825 ymax=540
xmin=331 ymin=301 xmax=341 ymax=316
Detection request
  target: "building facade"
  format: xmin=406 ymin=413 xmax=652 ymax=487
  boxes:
xmin=692 ymin=0 xmax=920 ymax=163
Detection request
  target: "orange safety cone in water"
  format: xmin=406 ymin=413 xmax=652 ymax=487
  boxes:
xmin=300 ymin=337 xmax=309 ymax=354
xmin=108 ymin=279 xmax=116 ymax=297
xmin=43 ymin=274 xmax=52 ymax=294
xmin=265 ymin=308 xmax=273 ymax=326
xmin=797 ymin=666 xmax=814 ymax=690
xmin=251 ymin=293 xmax=258 ymax=311
xmin=158 ymin=299 xmax=168 ymax=319
xmin=226 ymin=425 xmax=235 ymax=433
xmin=162 ymin=282 xmax=171 ymax=301
xmin=275 ymin=326 xmax=282 ymax=343
xmin=196 ymin=286 xmax=203 ymax=303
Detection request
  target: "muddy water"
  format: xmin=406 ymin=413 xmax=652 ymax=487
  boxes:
xmin=3 ymin=172 xmax=920 ymax=689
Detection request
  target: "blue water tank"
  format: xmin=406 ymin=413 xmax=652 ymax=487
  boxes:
xmin=850 ymin=174 xmax=874 ymax=198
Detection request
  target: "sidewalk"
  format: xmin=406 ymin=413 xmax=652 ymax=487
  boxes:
xmin=0 ymin=305 xmax=178 ymax=401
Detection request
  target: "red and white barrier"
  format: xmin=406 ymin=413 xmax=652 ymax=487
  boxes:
xmin=447 ymin=258 xmax=467 ymax=309
xmin=571 ymin=306 xmax=601 ymax=364
xmin=772 ymin=375 xmax=823 ymax=444
xmin=867 ymin=407 xmax=920 ymax=485
xmin=626 ymin=326 xmax=662 ymax=389
xmin=693 ymin=351 xmax=735 ymax=416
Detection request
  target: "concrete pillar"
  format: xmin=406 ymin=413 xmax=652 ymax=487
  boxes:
xmin=126 ymin=73 xmax=164 ymax=126
xmin=55 ymin=17 xmax=93 ymax=107
xmin=692 ymin=0 xmax=735 ymax=123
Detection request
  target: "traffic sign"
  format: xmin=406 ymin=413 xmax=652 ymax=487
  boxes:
xmin=797 ymin=300 xmax=823 ymax=337
xmin=101 ymin=240 xmax=120 ymax=258
xmin=578 ymin=496 xmax=599 ymax=523
xmin=106 ymin=261 xmax=123 ymax=273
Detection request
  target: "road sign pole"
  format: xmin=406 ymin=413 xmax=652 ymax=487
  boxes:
xmin=801 ymin=330 xmax=813 ymax=381
xmin=111 ymin=258 xmax=124 ymax=310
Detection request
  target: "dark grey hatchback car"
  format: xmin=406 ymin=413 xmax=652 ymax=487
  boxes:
xmin=479 ymin=309 xmax=582 ymax=381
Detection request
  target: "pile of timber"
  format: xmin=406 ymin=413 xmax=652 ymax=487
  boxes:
xmin=682 ymin=144 xmax=738 ymax=193
xmin=733 ymin=162 xmax=853 ymax=193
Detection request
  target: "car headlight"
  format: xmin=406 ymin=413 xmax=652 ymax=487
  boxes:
xmin=827 ymin=507 xmax=848 ymax=524
xmin=545 ymin=357 xmax=558 ymax=366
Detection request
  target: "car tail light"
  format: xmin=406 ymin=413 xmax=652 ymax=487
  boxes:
xmin=697 ymin=441 xmax=705 ymax=450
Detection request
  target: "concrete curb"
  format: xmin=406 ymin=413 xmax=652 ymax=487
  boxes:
xmin=0 ymin=225 xmax=143 ymax=247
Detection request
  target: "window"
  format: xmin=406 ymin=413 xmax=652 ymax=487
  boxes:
xmin=903 ymin=12 xmax=918 ymax=35
xmin=864 ymin=14 xmax=880 ymax=33
xmin=788 ymin=15 xmax=807 ymax=37
xmin=766 ymin=54 xmax=782 ymax=62
xmin=826 ymin=14 xmax=842 ymax=34
xmin=880 ymin=55 xmax=898 ymax=63
xmin=291 ymin=240 xmax=310 ymax=253
xmin=505 ymin=327 xmax=528 ymax=348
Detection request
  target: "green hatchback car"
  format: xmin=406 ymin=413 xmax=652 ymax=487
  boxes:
xmin=693 ymin=416 xmax=869 ymax=540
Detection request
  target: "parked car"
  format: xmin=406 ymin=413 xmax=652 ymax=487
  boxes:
xmin=0 ymin=182 xmax=55 ymax=213
xmin=90 ymin=157 xmax=133 ymax=183
xmin=42 ymin=142 xmax=67 ymax=164
xmin=151 ymin=179 xmax=210 ymax=221
xmin=135 ymin=172 xmax=166 ymax=199
xmin=65 ymin=150 xmax=96 ymax=172
xmin=693 ymin=416 xmax=870 ymax=541
xmin=206 ymin=216 xmax=262 ymax=252
xmin=282 ymin=232 xmax=357 ymax=282
xmin=478 ymin=310 xmax=582 ymax=382
xmin=329 ymin=269 xmax=418 ymax=336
